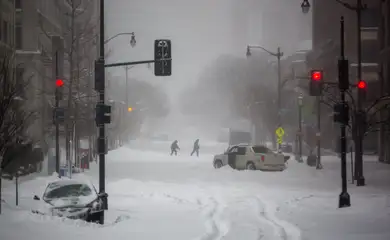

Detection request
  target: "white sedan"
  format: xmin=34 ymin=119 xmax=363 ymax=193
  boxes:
xmin=32 ymin=179 xmax=107 ymax=222
xmin=213 ymin=144 xmax=289 ymax=171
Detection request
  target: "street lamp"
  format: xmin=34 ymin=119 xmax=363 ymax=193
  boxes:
xmin=130 ymin=34 xmax=136 ymax=48
xmin=301 ymin=0 xmax=311 ymax=13
xmin=104 ymin=32 xmax=136 ymax=47
xmin=246 ymin=46 xmax=252 ymax=57
xmin=246 ymin=45 xmax=284 ymax=151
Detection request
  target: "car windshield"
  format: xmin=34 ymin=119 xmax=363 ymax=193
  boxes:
xmin=43 ymin=183 xmax=93 ymax=199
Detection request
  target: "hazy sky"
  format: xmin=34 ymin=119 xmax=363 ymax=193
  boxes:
xmin=103 ymin=0 xmax=311 ymax=134
xmin=105 ymin=0 xmax=251 ymax=99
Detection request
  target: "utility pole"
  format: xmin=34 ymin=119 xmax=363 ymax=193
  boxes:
xmin=338 ymin=16 xmax=351 ymax=208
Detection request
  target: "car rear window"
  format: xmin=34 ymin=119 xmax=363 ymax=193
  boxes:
xmin=252 ymin=146 xmax=269 ymax=154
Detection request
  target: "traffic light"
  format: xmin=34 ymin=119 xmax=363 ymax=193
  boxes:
xmin=94 ymin=59 xmax=105 ymax=92
xmin=309 ymin=70 xmax=323 ymax=96
xmin=95 ymin=104 xmax=111 ymax=126
xmin=53 ymin=107 xmax=65 ymax=124
xmin=357 ymin=80 xmax=367 ymax=100
xmin=128 ymin=107 xmax=133 ymax=112
xmin=333 ymin=102 xmax=349 ymax=125
xmin=357 ymin=80 xmax=366 ymax=90
xmin=154 ymin=39 xmax=172 ymax=76
xmin=338 ymin=59 xmax=349 ymax=91
xmin=55 ymin=79 xmax=64 ymax=100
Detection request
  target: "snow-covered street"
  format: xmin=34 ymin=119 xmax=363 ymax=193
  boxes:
xmin=1 ymin=142 xmax=390 ymax=240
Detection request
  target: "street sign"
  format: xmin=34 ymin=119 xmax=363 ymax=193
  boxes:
xmin=275 ymin=127 xmax=285 ymax=137
xmin=154 ymin=39 xmax=172 ymax=76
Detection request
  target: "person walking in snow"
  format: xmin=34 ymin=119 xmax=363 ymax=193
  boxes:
xmin=190 ymin=139 xmax=200 ymax=157
xmin=170 ymin=140 xmax=180 ymax=156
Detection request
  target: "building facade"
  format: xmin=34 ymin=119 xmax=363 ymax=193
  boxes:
xmin=378 ymin=0 xmax=390 ymax=163
xmin=3 ymin=0 xmax=100 ymax=171
xmin=0 ymin=0 xmax=15 ymax=55
xmin=303 ymin=0 xmax=382 ymax=155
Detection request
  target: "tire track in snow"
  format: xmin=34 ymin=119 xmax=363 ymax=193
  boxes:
xmin=254 ymin=196 xmax=301 ymax=240
xmin=198 ymin=197 xmax=228 ymax=240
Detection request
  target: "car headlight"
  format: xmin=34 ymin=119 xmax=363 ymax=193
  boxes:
xmin=86 ymin=200 xmax=100 ymax=210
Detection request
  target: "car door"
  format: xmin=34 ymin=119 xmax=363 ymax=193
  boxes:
xmin=234 ymin=146 xmax=248 ymax=170
xmin=227 ymin=146 xmax=238 ymax=168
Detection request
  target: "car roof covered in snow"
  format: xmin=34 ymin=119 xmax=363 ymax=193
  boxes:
xmin=47 ymin=178 xmax=95 ymax=188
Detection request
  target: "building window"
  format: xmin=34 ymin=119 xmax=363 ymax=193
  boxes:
xmin=15 ymin=66 xmax=25 ymax=98
xmin=15 ymin=24 xmax=22 ymax=49
xmin=15 ymin=0 xmax=22 ymax=9
xmin=3 ymin=21 xmax=8 ymax=45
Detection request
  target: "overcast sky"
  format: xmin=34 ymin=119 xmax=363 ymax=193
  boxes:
xmin=105 ymin=0 xmax=254 ymax=98
xmin=104 ymin=0 xmax=310 ymax=122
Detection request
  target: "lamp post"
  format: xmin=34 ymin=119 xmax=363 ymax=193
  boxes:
xmin=298 ymin=94 xmax=304 ymax=163
xmin=300 ymin=0 xmax=366 ymax=185
xmin=301 ymin=0 xmax=311 ymax=14
xmin=104 ymin=32 xmax=136 ymax=47
xmin=246 ymin=45 xmax=284 ymax=151
xmin=124 ymin=65 xmax=136 ymax=107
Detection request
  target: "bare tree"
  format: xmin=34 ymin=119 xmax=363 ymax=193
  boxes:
xmin=36 ymin=0 xmax=101 ymax=166
xmin=0 ymin=54 xmax=37 ymax=214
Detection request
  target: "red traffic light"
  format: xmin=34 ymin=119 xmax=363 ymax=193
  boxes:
xmin=357 ymin=80 xmax=366 ymax=89
xmin=311 ymin=70 xmax=322 ymax=81
xmin=56 ymin=79 xmax=64 ymax=87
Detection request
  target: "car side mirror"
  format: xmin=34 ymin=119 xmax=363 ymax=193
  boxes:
xmin=98 ymin=192 xmax=108 ymax=198
xmin=33 ymin=195 xmax=40 ymax=201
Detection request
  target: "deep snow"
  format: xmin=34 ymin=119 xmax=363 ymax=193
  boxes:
xmin=1 ymin=142 xmax=390 ymax=240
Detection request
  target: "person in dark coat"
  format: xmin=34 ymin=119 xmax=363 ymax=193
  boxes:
xmin=170 ymin=140 xmax=180 ymax=156
xmin=191 ymin=139 xmax=200 ymax=157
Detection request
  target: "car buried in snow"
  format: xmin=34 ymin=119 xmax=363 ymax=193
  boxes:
xmin=32 ymin=179 xmax=107 ymax=222
xmin=213 ymin=143 xmax=290 ymax=171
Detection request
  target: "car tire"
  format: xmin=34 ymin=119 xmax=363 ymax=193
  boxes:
xmin=214 ymin=160 xmax=223 ymax=169
xmin=246 ymin=162 xmax=256 ymax=170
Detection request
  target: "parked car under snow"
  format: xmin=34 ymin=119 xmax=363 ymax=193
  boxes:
xmin=32 ymin=179 xmax=107 ymax=222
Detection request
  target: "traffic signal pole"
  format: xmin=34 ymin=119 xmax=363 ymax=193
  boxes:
xmin=355 ymin=0 xmax=365 ymax=186
xmin=55 ymin=52 xmax=60 ymax=176
xmin=98 ymin=0 xmax=106 ymax=225
xmin=338 ymin=16 xmax=351 ymax=208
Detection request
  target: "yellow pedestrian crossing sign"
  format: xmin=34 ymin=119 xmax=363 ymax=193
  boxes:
xmin=275 ymin=127 xmax=285 ymax=137
xmin=277 ymin=137 xmax=283 ymax=144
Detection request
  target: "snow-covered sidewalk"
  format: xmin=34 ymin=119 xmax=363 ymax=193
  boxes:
xmin=1 ymin=147 xmax=390 ymax=240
